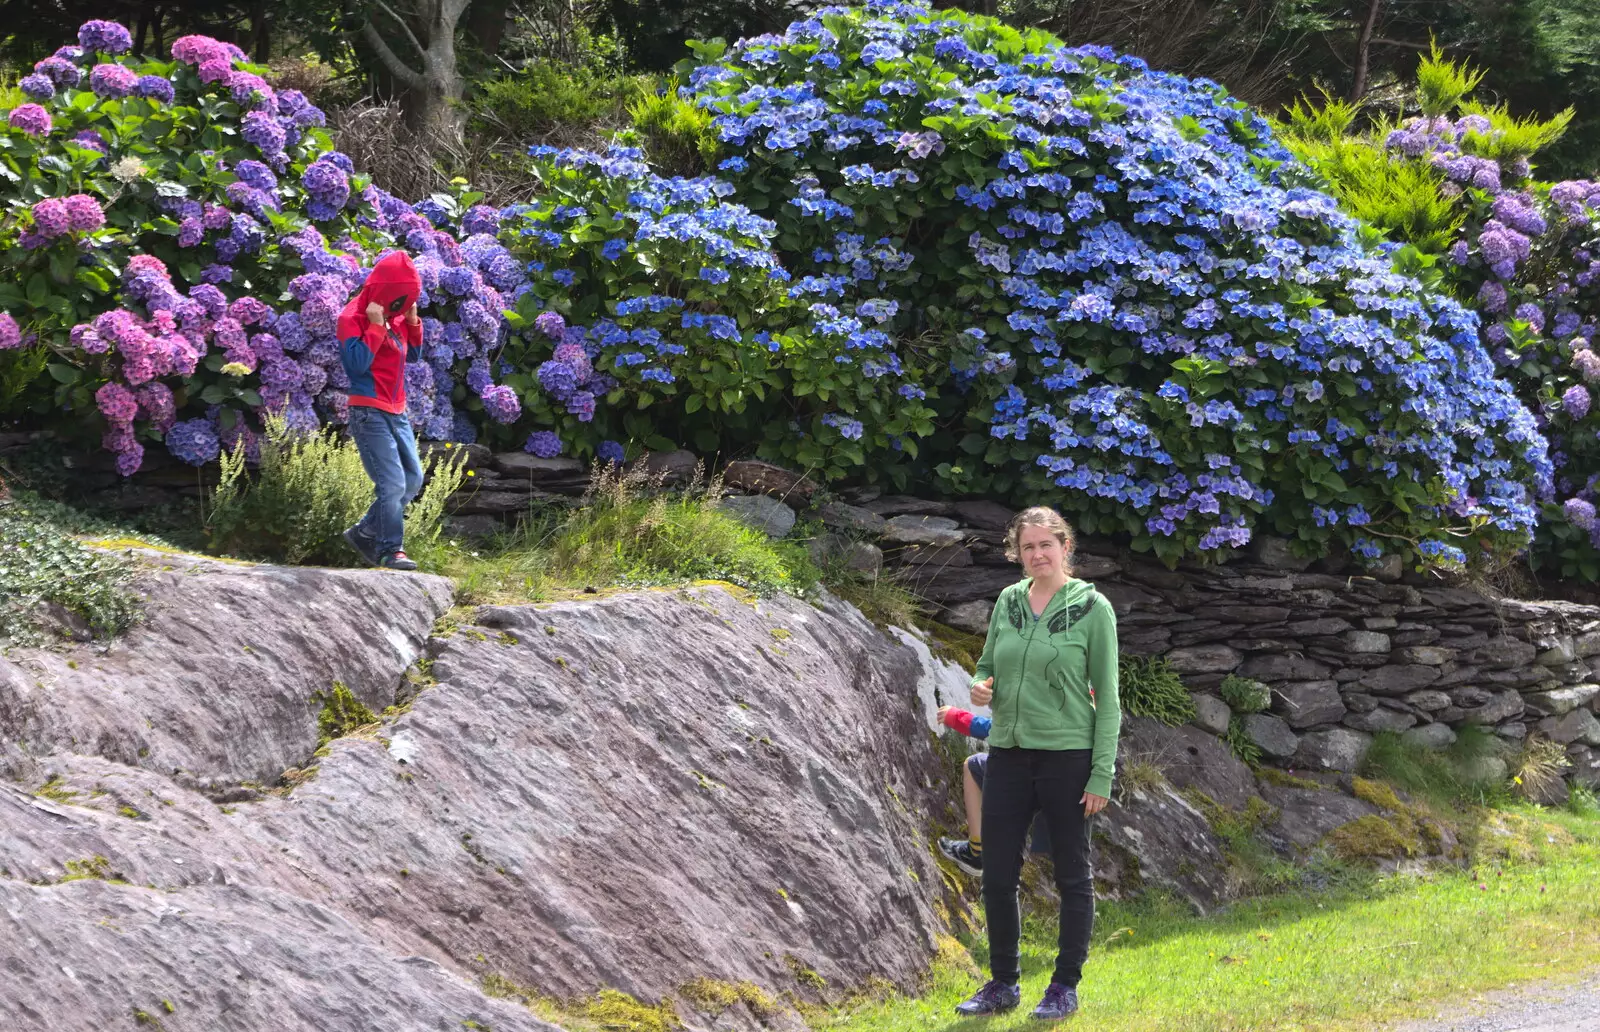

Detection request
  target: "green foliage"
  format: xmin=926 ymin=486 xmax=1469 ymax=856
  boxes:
xmin=1219 ymin=674 xmax=1271 ymax=714
xmin=1360 ymin=727 xmax=1508 ymax=805
xmin=207 ymin=416 xmax=464 ymax=566
xmin=399 ymin=445 xmax=471 ymax=566
xmin=1118 ymin=655 xmax=1196 ymax=726
xmin=472 ymin=64 xmax=649 ymax=140
xmin=545 ymin=465 xmax=817 ymax=596
xmin=1224 ymin=715 xmax=1263 ymax=767
xmin=626 ymin=80 xmax=720 ymax=175
xmin=206 ymin=415 xmax=374 ymax=565
xmin=1454 ymin=100 xmax=1574 ymax=161
xmin=314 ymin=680 xmax=378 ymax=748
xmin=1568 ymin=783 xmax=1600 ymax=818
xmin=0 ymin=345 xmax=48 ymax=417
xmin=1415 ymin=42 xmax=1488 ymax=118
xmin=0 ymin=501 xmax=141 ymax=647
xmin=1281 ymin=133 xmax=1465 ymax=253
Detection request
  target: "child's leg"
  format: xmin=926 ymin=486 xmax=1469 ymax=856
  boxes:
xmin=964 ymin=754 xmax=984 ymax=844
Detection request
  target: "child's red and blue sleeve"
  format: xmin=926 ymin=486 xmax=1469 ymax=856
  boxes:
xmin=939 ymin=707 xmax=991 ymax=740
xmin=392 ymin=315 xmax=423 ymax=361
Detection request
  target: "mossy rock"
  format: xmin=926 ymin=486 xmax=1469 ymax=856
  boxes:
xmin=1327 ymin=813 xmax=1423 ymax=862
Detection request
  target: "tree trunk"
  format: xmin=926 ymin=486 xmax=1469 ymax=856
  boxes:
xmin=252 ymin=2 xmax=271 ymax=63
xmin=360 ymin=0 xmax=469 ymax=151
xmin=465 ymin=0 xmax=510 ymax=56
xmin=1350 ymin=0 xmax=1381 ymax=101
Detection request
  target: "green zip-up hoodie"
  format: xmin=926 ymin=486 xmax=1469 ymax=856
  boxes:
xmin=972 ymin=577 xmax=1121 ymax=799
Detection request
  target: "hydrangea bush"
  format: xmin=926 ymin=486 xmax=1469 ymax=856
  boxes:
xmin=0 ymin=7 xmax=1563 ymax=572
xmin=1283 ymin=57 xmax=1600 ymax=577
xmin=0 ymin=22 xmax=529 ymax=475
xmin=663 ymin=2 xmax=1550 ymax=565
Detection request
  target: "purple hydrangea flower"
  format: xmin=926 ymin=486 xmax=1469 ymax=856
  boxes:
xmin=525 ymin=430 xmax=563 ymax=457
xmin=537 ymin=359 xmax=579 ymax=398
xmin=96 ymin=381 xmax=139 ymax=422
xmin=9 ymin=104 xmax=51 ymax=136
xmin=1563 ymin=384 xmax=1591 ymax=420
xmin=19 ymin=74 xmax=54 ymax=99
xmin=72 ymin=129 xmax=107 ymax=152
xmin=461 ymin=205 xmax=502 ymax=236
xmin=89 ymin=63 xmax=137 ymax=98
xmin=0 ymin=314 xmax=21 ymax=350
xmin=241 ymin=111 xmax=286 ymax=156
xmin=1574 ymin=349 xmax=1600 ymax=383
xmin=79 ymin=20 xmax=133 ymax=54
xmin=480 ymin=384 xmax=521 ymax=424
xmin=1565 ymin=497 xmax=1597 ymax=531
xmin=31 ymin=198 xmax=71 ymax=238
xmin=135 ymin=75 xmax=176 ymax=102
xmin=534 ymin=311 xmax=566 ymax=338
xmin=565 ymin=390 xmax=596 ymax=422
xmin=33 ymin=56 xmax=82 ymax=88
xmin=597 ymin=440 xmax=625 ymax=465
xmin=63 ymin=194 xmax=105 ymax=232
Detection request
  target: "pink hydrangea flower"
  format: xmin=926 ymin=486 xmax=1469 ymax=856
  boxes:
xmin=8 ymin=103 xmax=51 ymax=136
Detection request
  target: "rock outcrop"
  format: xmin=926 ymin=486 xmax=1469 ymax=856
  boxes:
xmin=0 ymin=555 xmax=959 ymax=1032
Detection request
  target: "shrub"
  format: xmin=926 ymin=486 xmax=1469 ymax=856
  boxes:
xmin=1511 ymin=736 xmax=1572 ymax=803
xmin=314 ymin=680 xmax=378 ymax=748
xmin=207 ymin=415 xmax=466 ymax=565
xmin=1282 ymin=47 xmax=1600 ymax=579
xmin=1119 ymin=654 xmax=1196 ymax=726
xmin=0 ymin=23 xmax=530 ymax=476
xmin=1218 ymin=674 xmax=1270 ymax=713
xmin=472 ymin=64 xmax=645 ymax=141
xmin=626 ymin=81 xmax=720 ymax=175
xmin=496 ymin=1 xmax=1550 ymax=568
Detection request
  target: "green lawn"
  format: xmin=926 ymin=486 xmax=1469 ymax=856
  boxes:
xmin=819 ymin=808 xmax=1600 ymax=1032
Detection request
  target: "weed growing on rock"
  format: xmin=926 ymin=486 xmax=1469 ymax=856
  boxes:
xmin=548 ymin=465 xmax=816 ymax=597
xmin=1511 ymin=737 xmax=1572 ymax=803
xmin=1119 ymin=655 xmax=1197 ymax=726
xmin=1569 ymin=784 xmax=1600 ymax=817
xmin=1219 ymin=675 xmax=1271 ymax=714
xmin=580 ymin=989 xmax=680 ymax=1032
xmin=678 ymin=978 xmax=773 ymax=1017
xmin=1361 ymin=727 xmax=1508 ymax=805
xmin=313 ymin=681 xmax=378 ymax=748
xmin=1224 ymin=716 xmax=1264 ymax=767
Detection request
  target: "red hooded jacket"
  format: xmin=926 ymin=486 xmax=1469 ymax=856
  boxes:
xmin=338 ymin=251 xmax=423 ymax=415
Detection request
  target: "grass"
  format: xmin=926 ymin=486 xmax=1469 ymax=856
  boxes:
xmin=816 ymin=807 xmax=1600 ymax=1032
xmin=434 ymin=464 xmax=819 ymax=604
xmin=1359 ymin=726 xmax=1508 ymax=807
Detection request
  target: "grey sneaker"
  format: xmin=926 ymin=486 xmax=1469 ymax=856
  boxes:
xmin=379 ymin=550 xmax=418 ymax=571
xmin=343 ymin=525 xmax=378 ymax=566
xmin=1032 ymin=983 xmax=1078 ymax=1020
xmin=955 ymin=980 xmax=1020 ymax=1017
xmin=939 ymin=836 xmax=983 ymax=877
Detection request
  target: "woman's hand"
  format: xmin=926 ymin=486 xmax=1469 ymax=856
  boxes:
xmin=366 ymin=301 xmax=384 ymax=326
xmin=1082 ymin=791 xmax=1109 ymax=816
xmin=404 ymin=303 xmax=421 ymax=326
xmin=970 ymin=676 xmax=994 ymax=707
xmin=936 ymin=705 xmax=951 ymax=724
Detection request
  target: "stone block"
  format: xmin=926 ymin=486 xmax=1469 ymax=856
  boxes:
xmin=1402 ymin=723 xmax=1457 ymax=751
xmin=1272 ymin=681 xmax=1346 ymax=729
xmin=1344 ymin=630 xmax=1393 ymax=654
xmin=722 ymin=459 xmax=818 ymax=501
xmin=941 ymin=600 xmax=992 ymax=636
xmin=1397 ymin=646 xmax=1453 ymax=666
xmin=881 ymin=515 xmax=964 ymax=547
xmin=1241 ymin=713 xmax=1299 ymax=760
xmin=1343 ymin=708 xmax=1418 ymax=734
xmin=715 ymin=494 xmax=797 ymax=538
xmin=1292 ymin=729 xmax=1373 ymax=773
xmin=1238 ymin=654 xmax=1333 ymax=682
xmin=1357 ymin=664 xmax=1441 ymax=695
xmin=1165 ymin=644 xmax=1243 ymax=675
xmin=1190 ymin=694 xmax=1231 ymax=736
xmin=815 ymin=501 xmax=887 ymax=535
xmin=1523 ymin=684 xmax=1600 ymax=716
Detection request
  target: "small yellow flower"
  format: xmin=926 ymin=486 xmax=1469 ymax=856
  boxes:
xmin=220 ymin=361 xmax=250 ymax=377
xmin=466 ymin=469 xmax=476 ymax=477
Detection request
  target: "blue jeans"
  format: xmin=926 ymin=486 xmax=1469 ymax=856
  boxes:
xmin=348 ymin=406 xmax=423 ymax=558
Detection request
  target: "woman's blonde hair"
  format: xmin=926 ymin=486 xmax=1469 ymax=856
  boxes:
xmin=1004 ymin=506 xmax=1076 ymax=570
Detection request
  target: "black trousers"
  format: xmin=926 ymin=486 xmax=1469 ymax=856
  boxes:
xmin=980 ymin=746 xmax=1096 ymax=987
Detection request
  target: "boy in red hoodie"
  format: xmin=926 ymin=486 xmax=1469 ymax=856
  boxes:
xmin=339 ymin=252 xmax=425 ymax=571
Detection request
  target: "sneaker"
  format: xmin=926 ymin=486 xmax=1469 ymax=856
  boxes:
xmin=342 ymin=526 xmax=378 ymax=566
xmin=955 ymin=980 xmax=1020 ymax=1017
xmin=939 ymin=836 xmax=983 ymax=877
xmin=379 ymin=551 xmax=418 ymax=571
xmin=1031 ymin=983 xmax=1078 ymax=1021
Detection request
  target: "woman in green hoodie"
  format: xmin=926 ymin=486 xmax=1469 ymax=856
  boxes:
xmin=954 ymin=506 xmax=1120 ymax=1021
